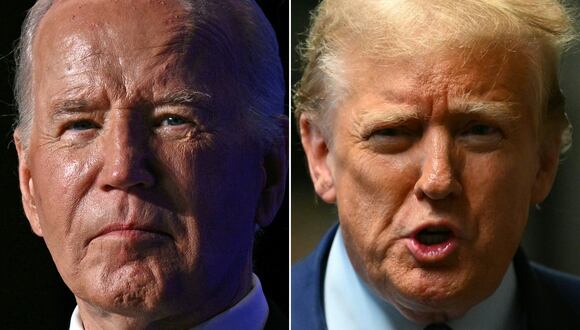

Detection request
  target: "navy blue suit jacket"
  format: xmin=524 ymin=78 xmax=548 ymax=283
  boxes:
xmin=292 ymin=225 xmax=580 ymax=329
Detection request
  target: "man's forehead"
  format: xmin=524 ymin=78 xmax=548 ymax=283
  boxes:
xmin=48 ymin=0 xmax=191 ymax=15
xmin=344 ymin=42 xmax=538 ymax=100
xmin=33 ymin=0 xmax=201 ymax=91
xmin=30 ymin=0 xmax=245 ymax=111
xmin=35 ymin=0 xmax=195 ymax=53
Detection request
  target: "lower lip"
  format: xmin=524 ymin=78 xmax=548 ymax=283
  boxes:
xmin=406 ymin=237 xmax=459 ymax=263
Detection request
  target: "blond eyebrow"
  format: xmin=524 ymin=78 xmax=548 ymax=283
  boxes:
xmin=357 ymin=101 xmax=521 ymax=124
xmin=356 ymin=105 xmax=422 ymax=127
xmin=450 ymin=101 xmax=521 ymax=122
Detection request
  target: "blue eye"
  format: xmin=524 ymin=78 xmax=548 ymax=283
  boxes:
xmin=161 ymin=116 xmax=187 ymax=126
xmin=69 ymin=120 xmax=98 ymax=131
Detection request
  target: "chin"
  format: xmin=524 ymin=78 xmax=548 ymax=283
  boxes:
xmin=75 ymin=261 xmax=177 ymax=316
xmin=390 ymin=284 xmax=476 ymax=324
xmin=375 ymin=265 xmax=485 ymax=324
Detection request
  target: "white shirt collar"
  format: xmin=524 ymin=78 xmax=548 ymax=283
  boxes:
xmin=324 ymin=228 xmax=520 ymax=330
xmin=70 ymin=273 xmax=269 ymax=330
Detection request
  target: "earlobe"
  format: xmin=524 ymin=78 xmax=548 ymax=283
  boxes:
xmin=299 ymin=115 xmax=336 ymax=204
xmin=255 ymin=117 xmax=288 ymax=228
xmin=14 ymin=130 xmax=43 ymax=237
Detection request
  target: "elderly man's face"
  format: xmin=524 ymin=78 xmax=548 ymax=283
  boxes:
xmin=302 ymin=47 xmax=560 ymax=322
xmin=15 ymin=0 xmax=273 ymax=324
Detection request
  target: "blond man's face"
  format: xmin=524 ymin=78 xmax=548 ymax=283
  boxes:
xmin=301 ymin=48 xmax=561 ymax=323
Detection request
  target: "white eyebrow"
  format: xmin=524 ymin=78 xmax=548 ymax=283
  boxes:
xmin=154 ymin=89 xmax=212 ymax=107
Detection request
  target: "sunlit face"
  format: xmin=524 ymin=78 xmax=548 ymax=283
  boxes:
xmin=15 ymin=0 xmax=274 ymax=325
xmin=301 ymin=47 xmax=561 ymax=323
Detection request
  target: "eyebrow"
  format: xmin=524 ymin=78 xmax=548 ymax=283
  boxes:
xmin=153 ymin=89 xmax=212 ymax=107
xmin=355 ymin=101 xmax=520 ymax=129
xmin=450 ymin=101 xmax=521 ymax=122
xmin=51 ymin=98 xmax=90 ymax=113
xmin=49 ymin=98 xmax=96 ymax=121
xmin=356 ymin=105 xmax=422 ymax=128
xmin=49 ymin=89 xmax=213 ymax=119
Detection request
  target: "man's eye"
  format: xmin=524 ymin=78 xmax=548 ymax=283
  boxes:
xmin=160 ymin=116 xmax=188 ymax=127
xmin=462 ymin=124 xmax=499 ymax=136
xmin=458 ymin=123 xmax=503 ymax=149
xmin=366 ymin=127 xmax=416 ymax=153
xmin=68 ymin=120 xmax=99 ymax=131
xmin=369 ymin=126 xmax=418 ymax=139
xmin=374 ymin=128 xmax=402 ymax=136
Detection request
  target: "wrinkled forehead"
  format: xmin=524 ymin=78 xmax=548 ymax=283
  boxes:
xmin=31 ymin=0 xmax=248 ymax=104
xmin=338 ymin=40 xmax=544 ymax=111
xmin=353 ymin=41 xmax=537 ymax=86
xmin=34 ymin=0 xmax=196 ymax=63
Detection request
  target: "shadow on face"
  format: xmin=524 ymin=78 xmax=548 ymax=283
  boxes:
xmin=14 ymin=0 xmax=285 ymax=326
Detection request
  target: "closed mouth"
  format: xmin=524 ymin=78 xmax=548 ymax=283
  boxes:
xmin=92 ymin=224 xmax=172 ymax=242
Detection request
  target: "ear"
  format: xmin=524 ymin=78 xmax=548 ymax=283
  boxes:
xmin=255 ymin=117 xmax=288 ymax=228
xmin=531 ymin=117 xmax=566 ymax=204
xmin=299 ymin=115 xmax=336 ymax=203
xmin=14 ymin=130 xmax=43 ymax=236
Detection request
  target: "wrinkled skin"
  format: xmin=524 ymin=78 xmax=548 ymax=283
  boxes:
xmin=301 ymin=47 xmax=562 ymax=324
xmin=15 ymin=0 xmax=286 ymax=329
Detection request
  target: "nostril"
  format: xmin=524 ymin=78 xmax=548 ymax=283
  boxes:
xmin=102 ymin=160 xmax=155 ymax=191
xmin=415 ymin=171 xmax=462 ymax=200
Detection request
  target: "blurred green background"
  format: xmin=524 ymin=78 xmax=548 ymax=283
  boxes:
xmin=291 ymin=0 xmax=580 ymax=278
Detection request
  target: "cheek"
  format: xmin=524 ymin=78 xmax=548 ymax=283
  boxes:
xmin=465 ymin=153 xmax=535 ymax=233
xmin=155 ymin=140 xmax=261 ymax=257
xmin=333 ymin=149 xmax=419 ymax=265
xmin=336 ymin=146 xmax=417 ymax=211
xmin=28 ymin=146 xmax=102 ymax=278
xmin=31 ymin=147 xmax=99 ymax=237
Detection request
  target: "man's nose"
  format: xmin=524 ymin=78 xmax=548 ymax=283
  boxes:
xmin=100 ymin=117 xmax=155 ymax=191
xmin=414 ymin=130 xmax=462 ymax=200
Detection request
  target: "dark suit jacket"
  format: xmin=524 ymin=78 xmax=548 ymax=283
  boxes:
xmin=292 ymin=225 xmax=580 ymax=329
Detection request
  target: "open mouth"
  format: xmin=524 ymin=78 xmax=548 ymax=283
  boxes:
xmin=415 ymin=227 xmax=453 ymax=246
xmin=407 ymin=225 xmax=459 ymax=262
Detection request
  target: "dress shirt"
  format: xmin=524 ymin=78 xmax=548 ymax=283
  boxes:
xmin=324 ymin=228 xmax=520 ymax=330
xmin=70 ymin=273 xmax=269 ymax=330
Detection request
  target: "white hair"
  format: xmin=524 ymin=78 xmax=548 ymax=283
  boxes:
xmin=13 ymin=0 xmax=52 ymax=147
xmin=14 ymin=0 xmax=285 ymax=150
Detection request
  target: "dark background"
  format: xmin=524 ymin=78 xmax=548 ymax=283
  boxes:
xmin=0 ymin=1 xmax=288 ymax=329
xmin=291 ymin=0 xmax=580 ymax=281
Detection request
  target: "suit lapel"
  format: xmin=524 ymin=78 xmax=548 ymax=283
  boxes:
xmin=291 ymin=224 xmax=338 ymax=330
